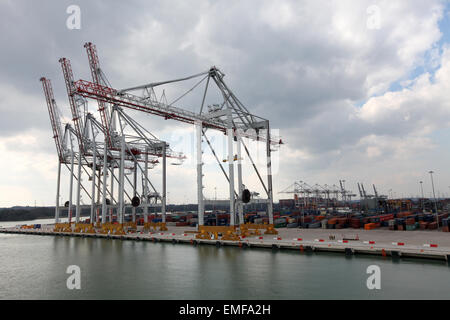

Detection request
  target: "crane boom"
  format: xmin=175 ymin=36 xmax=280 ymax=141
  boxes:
xmin=40 ymin=77 xmax=65 ymax=162
xmin=339 ymin=180 xmax=346 ymax=201
xmin=59 ymin=57 xmax=86 ymax=152
xmin=84 ymin=42 xmax=112 ymax=147
xmin=361 ymin=183 xmax=367 ymax=198
xmin=357 ymin=183 xmax=363 ymax=198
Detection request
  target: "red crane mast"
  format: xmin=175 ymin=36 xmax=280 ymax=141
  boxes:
xmin=40 ymin=77 xmax=64 ymax=162
xmin=84 ymin=42 xmax=112 ymax=147
xmin=59 ymin=57 xmax=85 ymax=152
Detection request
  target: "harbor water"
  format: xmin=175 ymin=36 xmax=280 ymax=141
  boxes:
xmin=0 ymin=221 xmax=449 ymax=299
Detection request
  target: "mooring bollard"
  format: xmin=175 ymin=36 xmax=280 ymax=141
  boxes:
xmin=345 ymin=248 xmax=354 ymax=256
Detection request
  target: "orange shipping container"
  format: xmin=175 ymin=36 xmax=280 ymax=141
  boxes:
xmin=328 ymin=218 xmax=338 ymax=225
xmin=364 ymin=223 xmax=376 ymax=230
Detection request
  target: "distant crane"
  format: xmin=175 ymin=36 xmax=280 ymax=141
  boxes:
xmin=357 ymin=183 xmax=363 ymax=199
xmin=280 ymin=180 xmax=355 ymax=211
xmin=339 ymin=180 xmax=346 ymax=202
xmin=373 ymin=184 xmax=379 ymax=212
xmin=338 ymin=180 xmax=356 ymax=203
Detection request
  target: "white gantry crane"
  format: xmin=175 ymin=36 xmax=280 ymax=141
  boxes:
xmin=40 ymin=77 xmax=95 ymax=224
xmin=42 ymin=42 xmax=282 ymax=232
xmin=41 ymin=51 xmax=185 ymax=229
xmin=70 ymin=44 xmax=282 ymax=227
xmin=280 ymin=180 xmax=354 ymax=210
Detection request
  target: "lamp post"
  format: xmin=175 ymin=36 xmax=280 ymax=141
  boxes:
xmin=213 ymin=187 xmax=217 ymax=213
xmin=299 ymin=180 xmax=305 ymax=227
xmin=419 ymin=181 xmax=424 ymax=212
xmin=428 ymin=171 xmax=439 ymax=228
xmin=167 ymin=191 xmax=170 ymax=213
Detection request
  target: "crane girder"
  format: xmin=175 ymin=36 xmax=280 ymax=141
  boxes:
xmin=73 ymin=76 xmax=281 ymax=145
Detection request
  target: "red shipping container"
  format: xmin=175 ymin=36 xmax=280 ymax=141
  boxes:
xmin=303 ymin=216 xmax=312 ymax=223
xmin=428 ymin=222 xmax=438 ymax=230
xmin=419 ymin=222 xmax=428 ymax=230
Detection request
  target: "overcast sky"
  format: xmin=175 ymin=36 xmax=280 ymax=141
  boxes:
xmin=1 ymin=0 xmax=450 ymax=207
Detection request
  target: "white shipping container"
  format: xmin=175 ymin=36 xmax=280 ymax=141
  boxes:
xmin=275 ymin=218 xmax=285 ymax=224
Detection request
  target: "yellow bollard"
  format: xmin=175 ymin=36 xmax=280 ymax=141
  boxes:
xmin=222 ymin=230 xmax=240 ymax=241
xmin=264 ymin=225 xmax=278 ymax=235
xmin=159 ymin=222 xmax=168 ymax=231
xmin=196 ymin=229 xmax=212 ymax=240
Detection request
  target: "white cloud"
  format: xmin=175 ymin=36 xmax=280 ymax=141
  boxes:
xmin=277 ymin=44 xmax=450 ymax=199
xmin=357 ymin=46 xmax=450 ymax=135
xmin=0 ymin=130 xmax=57 ymax=207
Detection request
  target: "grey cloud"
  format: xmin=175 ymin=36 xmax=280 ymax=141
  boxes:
xmin=0 ymin=0 xmax=448 ymax=205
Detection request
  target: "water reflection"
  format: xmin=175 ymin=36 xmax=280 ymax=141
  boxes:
xmin=1 ymin=235 xmax=449 ymax=299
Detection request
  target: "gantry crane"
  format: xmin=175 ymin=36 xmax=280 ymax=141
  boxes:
xmin=57 ymin=51 xmax=186 ymax=227
xmin=339 ymin=180 xmax=355 ymax=203
xmin=43 ymin=42 xmax=281 ymax=238
xmin=281 ymin=180 xmax=355 ymax=210
xmin=71 ymin=47 xmax=282 ymax=227
xmin=40 ymin=77 xmax=95 ymax=223
xmin=41 ymin=55 xmax=184 ymax=228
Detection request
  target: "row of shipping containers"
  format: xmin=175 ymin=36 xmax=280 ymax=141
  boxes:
xmin=387 ymin=212 xmax=449 ymax=231
xmin=441 ymin=217 xmax=449 ymax=232
xmin=120 ymin=210 xmax=450 ymax=231
xmin=269 ymin=211 xmax=450 ymax=231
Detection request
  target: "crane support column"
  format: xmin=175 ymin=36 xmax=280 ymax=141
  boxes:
xmin=75 ymin=149 xmax=82 ymax=223
xmin=144 ymin=151 xmax=149 ymax=223
xmin=90 ymin=143 xmax=97 ymax=224
xmin=162 ymin=143 xmax=167 ymax=223
xmin=68 ymin=148 xmax=75 ymax=224
xmin=132 ymin=161 xmax=137 ymax=223
xmin=55 ymin=160 xmax=61 ymax=223
xmin=236 ymin=132 xmax=244 ymax=225
xmin=110 ymin=166 xmax=114 ymax=222
xmin=101 ymin=142 xmax=108 ymax=224
xmin=228 ymin=125 xmax=236 ymax=226
xmin=118 ymin=136 xmax=125 ymax=225
xmin=196 ymin=121 xmax=204 ymax=226
xmin=266 ymin=121 xmax=274 ymax=224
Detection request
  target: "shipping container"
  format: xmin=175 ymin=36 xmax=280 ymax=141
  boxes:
xmin=305 ymin=222 xmax=318 ymax=229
